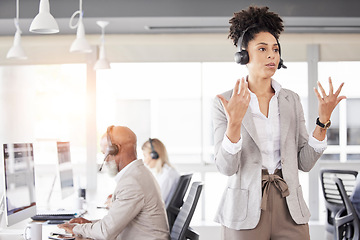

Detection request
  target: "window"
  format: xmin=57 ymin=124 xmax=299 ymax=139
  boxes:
xmin=347 ymin=99 xmax=360 ymax=145
xmin=318 ymin=61 xmax=360 ymax=222
xmin=319 ymin=62 xmax=360 ymax=162
xmin=96 ymin=61 xmax=310 ymax=222
xmin=0 ymin=64 xmax=87 ymax=209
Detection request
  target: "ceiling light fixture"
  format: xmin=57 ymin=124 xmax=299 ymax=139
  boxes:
xmin=69 ymin=0 xmax=91 ymax=53
xmin=7 ymin=0 xmax=27 ymax=59
xmin=94 ymin=21 xmax=111 ymax=70
xmin=29 ymin=0 xmax=59 ymax=34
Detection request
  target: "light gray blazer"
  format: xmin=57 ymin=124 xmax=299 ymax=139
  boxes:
xmin=74 ymin=159 xmax=170 ymax=240
xmin=213 ymin=88 xmax=324 ymax=230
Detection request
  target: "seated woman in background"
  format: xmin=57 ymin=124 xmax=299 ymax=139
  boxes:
xmin=142 ymin=138 xmax=180 ymax=205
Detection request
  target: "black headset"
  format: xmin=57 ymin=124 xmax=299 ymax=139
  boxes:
xmin=107 ymin=125 xmax=119 ymax=156
xmin=234 ymin=25 xmax=287 ymax=69
xmin=149 ymin=138 xmax=159 ymax=160
xmin=99 ymin=125 xmax=119 ymax=172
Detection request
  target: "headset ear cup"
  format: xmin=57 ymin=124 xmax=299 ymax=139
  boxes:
xmin=240 ymin=50 xmax=249 ymax=65
xmin=149 ymin=138 xmax=159 ymax=159
xmin=107 ymin=145 xmax=119 ymax=156
xmin=106 ymin=126 xmax=119 ymax=156
xmin=235 ymin=50 xmax=249 ymax=65
xmin=150 ymin=151 xmax=159 ymax=160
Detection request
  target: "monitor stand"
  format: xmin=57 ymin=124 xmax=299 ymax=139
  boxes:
xmin=46 ymin=175 xmax=58 ymax=210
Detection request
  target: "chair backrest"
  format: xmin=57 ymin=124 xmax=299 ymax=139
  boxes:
xmin=170 ymin=182 xmax=203 ymax=240
xmin=320 ymin=169 xmax=358 ymax=235
xmin=167 ymin=173 xmax=193 ymax=230
xmin=334 ymin=177 xmax=360 ymax=240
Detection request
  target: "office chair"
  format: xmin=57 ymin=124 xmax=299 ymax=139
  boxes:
xmin=167 ymin=173 xmax=193 ymax=231
xmin=320 ymin=169 xmax=358 ymax=239
xmin=333 ymin=177 xmax=360 ymax=240
xmin=170 ymin=182 xmax=203 ymax=240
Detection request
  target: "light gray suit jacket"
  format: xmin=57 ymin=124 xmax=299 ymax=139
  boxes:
xmin=73 ymin=159 xmax=170 ymax=240
xmin=213 ymin=88 xmax=324 ymax=230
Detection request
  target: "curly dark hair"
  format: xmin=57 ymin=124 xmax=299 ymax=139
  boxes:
xmin=228 ymin=6 xmax=284 ymax=49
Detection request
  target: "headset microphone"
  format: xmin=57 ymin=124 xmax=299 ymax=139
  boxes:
xmin=99 ymin=152 xmax=110 ymax=172
xmin=279 ymin=58 xmax=287 ymax=69
xmin=99 ymin=125 xmax=119 ymax=172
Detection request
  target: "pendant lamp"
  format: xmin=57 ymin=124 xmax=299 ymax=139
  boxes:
xmin=69 ymin=0 xmax=91 ymax=53
xmin=29 ymin=0 xmax=59 ymax=34
xmin=94 ymin=21 xmax=111 ymax=70
xmin=7 ymin=0 xmax=27 ymax=59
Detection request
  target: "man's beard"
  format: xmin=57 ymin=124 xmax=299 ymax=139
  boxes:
xmin=105 ymin=159 xmax=119 ymax=177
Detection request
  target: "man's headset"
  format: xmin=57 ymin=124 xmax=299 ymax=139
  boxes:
xmin=149 ymin=138 xmax=159 ymax=160
xmin=99 ymin=125 xmax=119 ymax=171
xmin=234 ymin=25 xmax=287 ymax=69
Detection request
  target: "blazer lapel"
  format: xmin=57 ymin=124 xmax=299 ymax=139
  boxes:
xmin=242 ymin=109 xmax=261 ymax=150
xmin=225 ymin=89 xmax=261 ymax=150
xmin=278 ymin=90 xmax=291 ymax=152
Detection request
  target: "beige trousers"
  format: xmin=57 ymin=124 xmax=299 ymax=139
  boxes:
xmin=222 ymin=169 xmax=310 ymax=240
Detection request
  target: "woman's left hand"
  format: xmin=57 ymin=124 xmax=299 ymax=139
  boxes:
xmin=314 ymin=77 xmax=346 ymax=123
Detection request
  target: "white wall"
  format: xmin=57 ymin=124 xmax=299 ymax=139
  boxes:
xmin=1 ymin=33 xmax=360 ymax=66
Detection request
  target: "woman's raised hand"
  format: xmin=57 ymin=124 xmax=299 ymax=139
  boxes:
xmin=314 ymin=77 xmax=346 ymax=123
xmin=217 ymin=78 xmax=250 ymax=142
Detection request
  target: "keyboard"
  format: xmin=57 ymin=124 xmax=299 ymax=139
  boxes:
xmin=31 ymin=213 xmax=75 ymax=221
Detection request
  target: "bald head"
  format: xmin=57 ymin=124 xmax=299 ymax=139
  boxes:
xmin=108 ymin=126 xmax=137 ymax=170
xmin=111 ymin=126 xmax=137 ymax=147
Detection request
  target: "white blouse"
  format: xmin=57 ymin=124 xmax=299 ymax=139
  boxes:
xmin=222 ymin=79 xmax=327 ymax=174
xmin=155 ymin=163 xmax=180 ymax=205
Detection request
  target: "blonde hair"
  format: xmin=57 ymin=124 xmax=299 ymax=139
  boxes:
xmin=142 ymin=138 xmax=172 ymax=174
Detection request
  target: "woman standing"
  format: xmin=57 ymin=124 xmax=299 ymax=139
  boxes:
xmin=213 ymin=6 xmax=346 ymax=240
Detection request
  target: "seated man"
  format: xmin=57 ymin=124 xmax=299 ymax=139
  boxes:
xmin=58 ymin=126 xmax=169 ymax=240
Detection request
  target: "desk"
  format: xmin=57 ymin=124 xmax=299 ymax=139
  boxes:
xmin=0 ymin=197 xmax=108 ymax=240
xmin=0 ymin=224 xmax=89 ymax=240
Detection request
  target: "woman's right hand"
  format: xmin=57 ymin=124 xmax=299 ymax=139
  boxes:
xmin=217 ymin=78 xmax=250 ymax=143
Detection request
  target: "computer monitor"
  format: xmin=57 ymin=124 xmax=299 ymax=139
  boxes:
xmin=56 ymin=142 xmax=75 ymax=199
xmin=1 ymin=143 xmax=36 ymax=226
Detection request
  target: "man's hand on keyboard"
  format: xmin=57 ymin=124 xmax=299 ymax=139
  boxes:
xmin=69 ymin=217 xmax=91 ymax=224
xmin=58 ymin=217 xmax=91 ymax=235
xmin=57 ymin=223 xmax=76 ymax=235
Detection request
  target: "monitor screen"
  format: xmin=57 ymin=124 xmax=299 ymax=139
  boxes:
xmin=57 ymin=142 xmax=75 ymax=199
xmin=2 ymin=143 xmax=36 ymax=226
